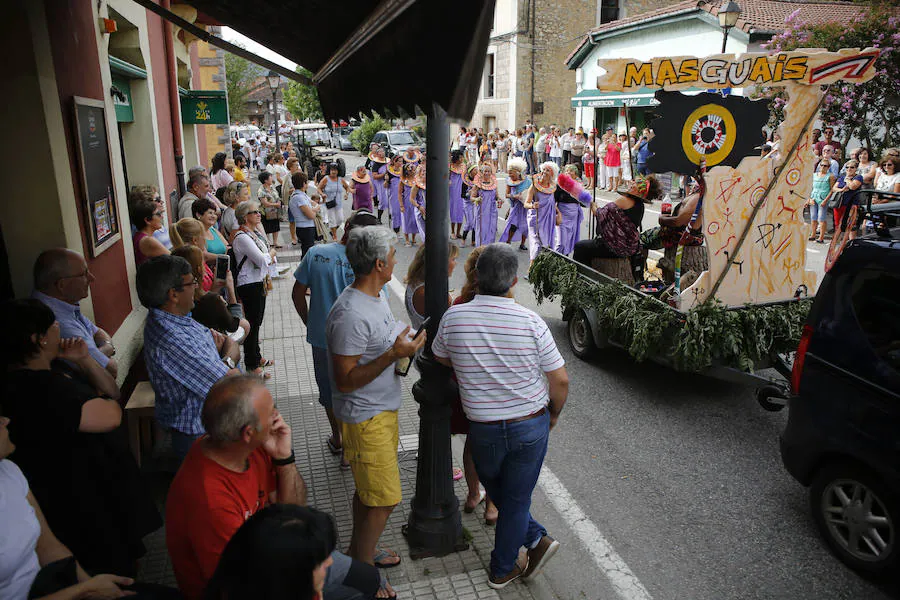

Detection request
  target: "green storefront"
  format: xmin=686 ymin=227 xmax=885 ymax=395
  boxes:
xmin=571 ymin=87 xmax=659 ymax=134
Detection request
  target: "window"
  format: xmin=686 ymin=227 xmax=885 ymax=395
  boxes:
xmin=484 ymin=54 xmax=495 ymax=99
xmin=852 ymin=269 xmax=900 ymax=375
xmin=388 ymin=131 xmax=420 ymax=145
xmin=533 ymin=101 xmax=544 ymax=115
xmin=600 ymin=0 xmax=619 ymax=24
xmin=373 ymin=133 xmax=386 ymax=144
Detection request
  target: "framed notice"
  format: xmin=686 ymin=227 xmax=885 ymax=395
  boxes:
xmin=73 ymin=96 xmax=121 ymax=256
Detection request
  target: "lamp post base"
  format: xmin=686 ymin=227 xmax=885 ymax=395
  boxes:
xmin=403 ymin=353 xmax=469 ymax=559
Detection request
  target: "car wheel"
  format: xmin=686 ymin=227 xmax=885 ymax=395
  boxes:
xmin=755 ymin=385 xmax=787 ymax=412
xmin=810 ymin=460 xmax=899 ymax=578
xmin=567 ymin=309 xmax=595 ymax=359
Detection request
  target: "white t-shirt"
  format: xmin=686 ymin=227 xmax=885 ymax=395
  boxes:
xmin=274 ymin=164 xmax=289 ymax=185
xmin=549 ymin=137 xmax=562 ymax=158
xmin=562 ymin=133 xmax=573 ymax=151
xmin=432 ymin=295 xmax=565 ymax=422
xmin=875 ymin=171 xmax=900 ymax=192
xmin=0 ymin=460 xmax=41 ymax=600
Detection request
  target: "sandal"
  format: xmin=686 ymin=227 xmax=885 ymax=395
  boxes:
xmin=251 ymin=368 xmax=272 ymax=380
xmin=452 ymin=466 xmax=464 ymax=481
xmin=464 ymin=489 xmax=486 ymax=513
xmin=259 ymin=358 xmax=275 ymax=368
xmin=373 ymin=547 xmax=402 ymax=569
xmin=327 ymin=437 xmax=342 ymax=455
xmin=378 ymin=573 xmax=398 ymax=600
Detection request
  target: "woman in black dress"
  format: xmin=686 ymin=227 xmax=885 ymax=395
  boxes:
xmin=1 ymin=299 xmax=161 ymax=577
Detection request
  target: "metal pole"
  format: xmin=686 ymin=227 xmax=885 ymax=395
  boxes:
xmin=404 ymin=102 xmax=467 ymax=559
xmin=721 ymin=28 xmax=729 ymax=54
xmin=273 ymin=90 xmax=280 ymax=153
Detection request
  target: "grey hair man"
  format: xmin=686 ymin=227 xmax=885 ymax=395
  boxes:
xmin=432 ymin=243 xmax=569 ymax=590
xmin=325 ymin=225 xmax=425 ymax=568
xmin=30 ymin=248 xmax=119 ymax=378
xmin=179 ymin=172 xmax=212 ymax=219
xmin=138 ymin=255 xmax=240 ymax=459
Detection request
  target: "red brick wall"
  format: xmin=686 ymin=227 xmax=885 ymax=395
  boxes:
xmin=45 ymin=0 xmax=132 ymax=332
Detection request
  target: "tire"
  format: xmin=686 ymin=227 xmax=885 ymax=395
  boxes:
xmin=336 ymin=158 xmax=347 ymax=178
xmin=756 ymin=385 xmax=787 ymax=412
xmin=809 ymin=460 xmax=899 ymax=578
xmin=567 ymin=309 xmax=596 ymax=359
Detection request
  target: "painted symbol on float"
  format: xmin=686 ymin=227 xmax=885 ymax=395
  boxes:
xmin=723 ymin=250 xmax=744 ymax=274
xmin=716 ymin=176 xmax=742 ymax=205
xmin=749 ymin=186 xmax=767 ymax=208
xmin=680 ymin=104 xmax=738 ymax=167
xmin=723 ymin=206 xmax=734 ymax=227
xmin=707 ymin=220 xmax=721 ymax=235
xmin=755 ymin=223 xmax=782 ymax=248
xmin=786 ymin=168 xmax=802 ymax=186
xmin=782 ymin=257 xmax=801 ymax=286
xmin=776 ymin=195 xmax=797 ymax=220
xmin=715 ymin=234 xmax=736 ymax=256
xmin=772 ymin=234 xmax=792 ymax=259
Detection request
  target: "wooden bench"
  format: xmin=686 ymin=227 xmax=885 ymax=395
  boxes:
xmin=125 ymin=381 xmax=155 ymax=468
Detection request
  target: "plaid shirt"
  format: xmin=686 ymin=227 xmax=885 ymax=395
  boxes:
xmin=144 ymin=308 xmax=229 ymax=435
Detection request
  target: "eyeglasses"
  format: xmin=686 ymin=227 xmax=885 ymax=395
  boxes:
xmin=58 ymin=268 xmax=91 ymax=280
xmin=248 ymin=210 xmax=262 ymax=216
xmin=174 ymin=278 xmax=200 ymax=291
xmin=885 ymin=163 xmax=896 ymax=168
xmin=153 ymin=211 xmax=164 ymax=218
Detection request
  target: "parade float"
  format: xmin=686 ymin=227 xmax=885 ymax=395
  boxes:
xmin=530 ymin=47 xmax=880 ymax=404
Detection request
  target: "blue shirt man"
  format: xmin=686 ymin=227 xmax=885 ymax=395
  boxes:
xmin=31 ymin=249 xmax=117 ymax=376
xmin=292 ymin=210 xmax=380 ymax=457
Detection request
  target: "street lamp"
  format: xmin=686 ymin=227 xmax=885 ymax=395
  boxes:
xmin=267 ymin=70 xmax=281 ymax=150
xmin=718 ymin=0 xmax=741 ymax=54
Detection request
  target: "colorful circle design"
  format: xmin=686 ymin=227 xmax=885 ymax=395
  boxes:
xmin=680 ymin=104 xmax=737 ymax=168
xmin=786 ymin=168 xmax=801 ymax=186
xmin=749 ymin=186 xmax=766 ymax=207
xmin=707 ymin=221 xmax=721 ymax=235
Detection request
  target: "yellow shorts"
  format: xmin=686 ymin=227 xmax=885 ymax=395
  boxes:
xmin=342 ymin=410 xmax=401 ymax=507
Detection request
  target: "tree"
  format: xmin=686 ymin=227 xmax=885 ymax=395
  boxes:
xmin=224 ymin=47 xmax=263 ymax=123
xmin=755 ymin=2 xmax=900 ymax=155
xmin=349 ymin=113 xmax=392 ymax=153
xmin=283 ymin=67 xmax=323 ymax=122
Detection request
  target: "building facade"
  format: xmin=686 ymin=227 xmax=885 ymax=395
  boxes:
xmin=468 ymin=0 xmax=681 ymax=132
xmin=4 ymin=0 xmax=230 ymax=384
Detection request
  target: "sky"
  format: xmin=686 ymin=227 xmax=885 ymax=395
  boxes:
xmin=220 ymin=27 xmax=298 ymax=71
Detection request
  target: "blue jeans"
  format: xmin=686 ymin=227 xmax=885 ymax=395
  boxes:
xmin=312 ymin=345 xmax=333 ymax=409
xmin=170 ymin=429 xmax=200 ymax=462
xmin=468 ymin=410 xmax=550 ymax=577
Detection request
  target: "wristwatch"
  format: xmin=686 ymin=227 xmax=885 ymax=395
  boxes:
xmin=223 ymin=356 xmax=236 ymax=369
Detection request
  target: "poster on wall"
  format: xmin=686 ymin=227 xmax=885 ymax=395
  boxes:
xmin=73 ymin=96 xmax=120 ymax=256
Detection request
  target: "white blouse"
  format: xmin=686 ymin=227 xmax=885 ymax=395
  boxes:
xmin=232 ymin=229 xmax=272 ymax=287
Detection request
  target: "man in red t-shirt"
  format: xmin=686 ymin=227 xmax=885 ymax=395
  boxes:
xmin=813 ymin=126 xmax=841 ymax=156
xmin=165 ymin=375 xmax=305 ymax=600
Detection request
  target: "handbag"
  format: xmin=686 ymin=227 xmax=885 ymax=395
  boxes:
xmin=325 ymin=197 xmax=338 ymax=209
xmin=824 ymin=190 xmax=843 ymax=209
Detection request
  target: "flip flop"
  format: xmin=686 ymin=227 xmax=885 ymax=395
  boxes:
xmin=259 ymin=358 xmax=275 ymax=368
xmin=374 ymin=547 xmax=402 ymax=569
xmin=340 ymin=458 xmax=351 ymax=470
xmin=251 ymin=368 xmax=272 ymax=380
xmin=452 ymin=466 xmax=464 ymax=481
xmin=378 ymin=573 xmax=399 ymax=600
xmin=464 ymin=489 xmax=486 ymax=513
xmin=327 ymin=437 xmax=342 ymax=455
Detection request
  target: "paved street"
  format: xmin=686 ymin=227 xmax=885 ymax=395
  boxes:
xmin=327 ymin=150 xmax=895 ymax=599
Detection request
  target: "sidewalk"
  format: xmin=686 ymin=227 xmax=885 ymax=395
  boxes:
xmin=136 ymin=227 xmax=552 ymax=600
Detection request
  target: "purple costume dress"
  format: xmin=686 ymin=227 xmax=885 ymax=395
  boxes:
xmin=475 ymin=187 xmax=498 ymax=246
xmin=527 ymin=186 xmax=557 ymax=261
xmin=414 ymin=188 xmax=427 ymax=241
xmin=554 ymin=188 xmax=584 ymax=256
xmin=500 ymin=178 xmax=531 ymax=242
xmin=401 ymin=182 xmax=419 ymax=235
xmin=373 ymin=164 xmax=388 ymax=210
xmin=462 ymin=186 xmax=476 ymax=234
xmin=352 ymin=178 xmax=374 ymax=212
xmin=449 ymin=170 xmax=465 ymax=225
xmin=387 ymin=172 xmax=402 ymax=230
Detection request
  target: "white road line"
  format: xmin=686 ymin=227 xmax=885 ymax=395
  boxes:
xmin=806 ymin=247 xmax=821 ymax=254
xmin=384 ymin=279 xmax=653 ymax=600
xmin=538 ymin=468 xmax=654 ymax=600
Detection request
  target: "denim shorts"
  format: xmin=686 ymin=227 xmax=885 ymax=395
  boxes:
xmin=809 ymin=201 xmax=827 ymax=221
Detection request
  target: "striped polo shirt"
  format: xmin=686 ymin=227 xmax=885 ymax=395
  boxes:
xmin=432 ymin=295 xmax=565 ymax=422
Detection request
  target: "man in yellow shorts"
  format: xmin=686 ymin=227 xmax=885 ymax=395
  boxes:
xmin=326 ymin=225 xmax=425 ymax=569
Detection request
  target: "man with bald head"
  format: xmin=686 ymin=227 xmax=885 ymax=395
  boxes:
xmin=165 ymin=375 xmax=387 ymax=600
xmin=31 ymin=248 xmax=118 ymax=377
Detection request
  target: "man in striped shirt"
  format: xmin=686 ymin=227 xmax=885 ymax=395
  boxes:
xmin=432 ymin=243 xmax=569 ymax=590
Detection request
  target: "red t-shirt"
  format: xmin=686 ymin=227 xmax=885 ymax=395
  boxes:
xmin=165 ymin=441 xmax=276 ymax=600
xmin=814 ymin=139 xmax=841 ymax=154
xmin=605 ymin=142 xmax=622 ymax=167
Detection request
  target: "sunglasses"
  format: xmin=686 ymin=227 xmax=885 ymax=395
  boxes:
xmin=885 ymin=163 xmax=896 ymax=167
xmin=248 ymin=210 xmax=262 ymax=216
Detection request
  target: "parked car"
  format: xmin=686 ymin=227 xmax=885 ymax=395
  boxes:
xmin=231 ymin=124 xmax=262 ymax=143
xmin=331 ymin=126 xmax=355 ymax=150
xmin=371 ymin=129 xmax=425 ymax=157
xmin=780 ymin=202 xmax=900 ymax=579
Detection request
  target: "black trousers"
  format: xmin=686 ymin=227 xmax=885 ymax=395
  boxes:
xmin=296 ymin=226 xmax=316 ymax=257
xmin=573 ymin=237 xmax=619 ymax=264
xmin=237 ymin=282 xmax=266 ymax=370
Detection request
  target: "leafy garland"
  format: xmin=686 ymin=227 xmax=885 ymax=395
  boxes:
xmin=529 ymin=252 xmax=812 ymax=372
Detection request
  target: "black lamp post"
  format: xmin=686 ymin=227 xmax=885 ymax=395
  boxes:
xmin=403 ymin=102 xmax=468 ymax=559
xmin=267 ymin=70 xmax=281 ymax=151
xmin=718 ymin=0 xmax=742 ymax=54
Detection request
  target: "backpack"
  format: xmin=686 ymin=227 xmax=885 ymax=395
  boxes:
xmin=227 ymin=231 xmax=249 ymax=282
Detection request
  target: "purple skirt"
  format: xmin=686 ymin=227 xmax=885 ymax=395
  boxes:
xmin=402 ymin=186 xmax=419 ymax=235
xmin=500 ymin=200 xmax=528 ymax=241
xmin=462 ymin=198 xmax=476 ymax=233
xmin=449 ymin=171 xmax=465 ymax=225
xmin=555 ymin=202 xmax=584 ymax=256
xmin=388 ymin=178 xmax=402 ymax=230
xmin=475 ymin=189 xmax=498 ymax=246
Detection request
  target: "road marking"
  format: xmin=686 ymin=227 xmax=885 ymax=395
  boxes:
xmin=384 ymin=278 xmax=653 ymax=600
xmin=806 ymin=247 xmax=821 ymax=254
xmin=538 ymin=467 xmax=654 ymax=600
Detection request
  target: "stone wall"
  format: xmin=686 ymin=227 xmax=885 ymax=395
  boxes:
xmin=197 ymin=26 xmax=228 ymax=163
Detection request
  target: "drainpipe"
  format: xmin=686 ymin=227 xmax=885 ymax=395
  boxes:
xmin=161 ymin=0 xmax=186 ymax=198
xmin=530 ymin=0 xmax=535 ymax=123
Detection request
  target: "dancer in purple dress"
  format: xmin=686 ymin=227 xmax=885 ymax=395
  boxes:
xmin=399 ymin=163 xmax=420 ymax=246
xmin=461 ymin=164 xmax=478 ymax=247
xmin=499 ymin=157 xmax=530 ymax=251
xmin=402 ymin=147 xmax=422 ymax=167
xmin=524 ymin=161 xmax=562 ymax=265
xmin=410 ymin=165 xmax=428 ymax=242
xmin=471 ymin=163 xmax=500 ymax=246
xmin=385 ymin=156 xmax=404 ymax=234
xmin=554 ymin=164 xmax=586 ymax=256
xmin=369 ymin=146 xmax=389 ymax=223
xmin=349 ymin=165 xmax=375 ymax=212
xmin=449 ymin=150 xmax=466 ymax=240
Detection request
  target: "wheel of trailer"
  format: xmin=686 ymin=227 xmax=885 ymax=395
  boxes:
xmin=568 ymin=309 xmax=596 ymax=359
xmin=336 ymin=158 xmax=347 ymax=177
xmin=810 ymin=460 xmax=899 ymax=578
xmin=755 ymin=385 xmax=787 ymax=412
